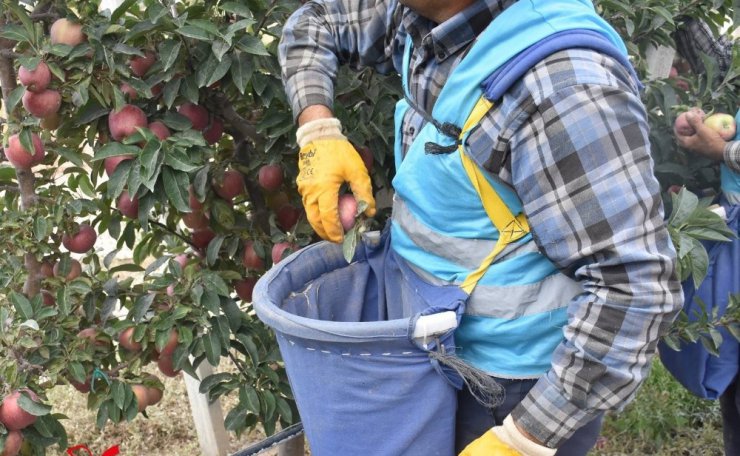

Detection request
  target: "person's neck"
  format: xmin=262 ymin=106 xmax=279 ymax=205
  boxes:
xmin=407 ymin=0 xmax=476 ymax=24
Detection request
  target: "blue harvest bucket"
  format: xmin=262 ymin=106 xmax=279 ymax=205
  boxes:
xmin=253 ymin=231 xmax=465 ymax=456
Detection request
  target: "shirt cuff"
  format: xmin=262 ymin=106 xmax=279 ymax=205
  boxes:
xmin=285 ymin=69 xmax=335 ymax=121
xmin=510 ymin=373 xmax=602 ymax=448
xmin=724 ymin=141 xmax=740 ymax=173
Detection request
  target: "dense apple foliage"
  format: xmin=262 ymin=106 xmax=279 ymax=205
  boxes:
xmin=0 ymin=0 xmax=737 ymax=454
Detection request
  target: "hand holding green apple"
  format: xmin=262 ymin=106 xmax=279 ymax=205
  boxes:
xmin=674 ymin=107 xmax=736 ymax=162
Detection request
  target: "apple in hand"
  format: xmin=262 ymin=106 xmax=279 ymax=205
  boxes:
xmin=704 ymin=113 xmax=737 ymax=140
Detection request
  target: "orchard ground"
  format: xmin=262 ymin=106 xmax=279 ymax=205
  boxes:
xmin=45 ymin=358 xmax=721 ymax=456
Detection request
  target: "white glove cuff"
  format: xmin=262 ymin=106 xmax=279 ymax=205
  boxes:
xmin=491 ymin=415 xmax=556 ymax=456
xmin=296 ymin=117 xmax=346 ymax=148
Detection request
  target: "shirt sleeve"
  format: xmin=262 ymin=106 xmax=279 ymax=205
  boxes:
xmin=507 ymin=83 xmax=684 ymax=447
xmin=278 ymin=0 xmax=400 ymax=118
xmin=724 ymin=141 xmax=740 ymax=172
xmin=674 ymin=18 xmax=734 ymax=80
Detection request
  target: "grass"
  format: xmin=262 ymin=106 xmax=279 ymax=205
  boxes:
xmin=592 ymin=358 xmax=723 ymax=455
xmin=45 ymin=359 xmax=721 ymax=455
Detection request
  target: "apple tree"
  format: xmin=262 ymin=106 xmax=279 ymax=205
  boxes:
xmin=0 ymin=0 xmax=397 ymax=453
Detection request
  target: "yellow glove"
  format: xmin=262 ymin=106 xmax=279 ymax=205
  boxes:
xmin=460 ymin=416 xmax=556 ymax=456
xmin=296 ymin=118 xmax=376 ymax=242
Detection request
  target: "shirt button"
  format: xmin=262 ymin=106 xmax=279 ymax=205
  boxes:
xmin=437 ymin=51 xmax=446 ymax=59
xmin=408 ymin=126 xmax=416 ymax=135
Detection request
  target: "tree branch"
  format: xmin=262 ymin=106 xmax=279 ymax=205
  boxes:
xmin=234 ymin=140 xmax=271 ymax=234
xmin=206 ymin=91 xmax=262 ymax=146
xmin=149 ymin=219 xmax=199 ymax=250
xmin=0 ymin=18 xmax=41 ymax=298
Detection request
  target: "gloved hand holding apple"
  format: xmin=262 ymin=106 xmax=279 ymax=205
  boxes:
xmin=674 ymin=107 xmax=736 ymax=161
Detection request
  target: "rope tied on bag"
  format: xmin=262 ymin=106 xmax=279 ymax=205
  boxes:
xmin=429 ymin=343 xmax=505 ymax=409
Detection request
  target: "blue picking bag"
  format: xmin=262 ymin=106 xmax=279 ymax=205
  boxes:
xmin=253 ymin=229 xmax=467 ymax=456
xmin=659 ymin=198 xmax=740 ymax=399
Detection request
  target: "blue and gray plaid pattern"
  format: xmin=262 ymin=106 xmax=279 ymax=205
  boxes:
xmin=280 ymin=0 xmax=683 ymax=447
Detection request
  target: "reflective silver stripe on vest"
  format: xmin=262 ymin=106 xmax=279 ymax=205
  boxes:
xmin=392 ymin=196 xmax=538 ymax=269
xmin=406 ymin=259 xmax=582 ymax=319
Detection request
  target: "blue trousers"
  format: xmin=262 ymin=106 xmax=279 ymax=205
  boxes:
xmin=455 ymin=377 xmax=604 ymax=455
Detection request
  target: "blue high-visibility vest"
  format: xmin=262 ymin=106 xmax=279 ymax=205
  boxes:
xmin=390 ymin=0 xmax=634 ymax=378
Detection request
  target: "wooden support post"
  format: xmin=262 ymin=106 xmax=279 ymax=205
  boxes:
xmin=278 ymin=434 xmax=305 ymax=456
xmin=184 ymin=361 xmax=230 ymax=456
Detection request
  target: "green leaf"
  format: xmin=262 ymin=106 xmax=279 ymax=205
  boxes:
xmin=144 ymin=256 xmax=169 ymax=277
xmin=33 ymin=217 xmax=48 ymax=241
xmin=202 ymin=271 xmax=230 ymax=296
xmin=230 ymin=52 xmax=253 ymax=95
xmin=158 ymin=40 xmax=183 ymax=72
xmin=7 ymin=2 xmax=36 ymax=45
xmin=111 ymin=0 xmax=139 ymax=21
xmin=139 ymin=140 xmax=162 ymax=175
xmin=243 ymin=386 xmax=260 ymax=414
xmin=18 ymin=393 xmax=51 ymax=417
xmin=55 ymin=147 xmax=85 ymax=167
xmin=162 ymin=167 xmax=191 ymax=212
xmin=201 ymin=289 xmax=221 ymax=314
xmin=163 ymin=78 xmax=181 ymax=109
xmin=132 ymin=293 xmax=156 ymax=322
xmin=162 ymin=112 xmax=192 ymax=131
xmin=203 ymin=331 xmax=221 ymax=366
xmin=18 ymin=56 xmax=41 ymax=71
xmin=19 ymin=129 xmax=34 ymax=160
xmin=206 ymin=235 xmax=225 ymax=266
xmin=198 ymin=373 xmax=233 ymax=394
xmin=342 ymin=225 xmax=359 ymax=263
xmin=224 ymin=404 xmax=248 ymax=431
xmin=236 ymin=35 xmax=270 ymax=56
xmin=220 ymin=2 xmax=254 ymax=18
xmin=205 ymin=54 xmax=232 ymax=89
xmin=275 ymin=397 xmax=293 ymax=422
xmin=164 ymin=150 xmax=199 ymax=172
xmin=68 ymin=362 xmax=87 ymax=383
xmin=10 ymin=291 xmax=33 ymax=319
xmin=188 ymin=19 xmax=223 ymax=37
xmin=0 ymin=24 xmax=32 ymax=44
xmin=93 ymin=143 xmax=139 ymax=161
xmin=6 ymin=86 xmax=24 ymax=114
xmin=112 ymin=382 xmax=126 ymax=409
xmin=668 ymin=187 xmax=699 ymax=227
xmin=107 ymin=159 xmax=133 ymax=200
xmin=212 ymin=40 xmax=231 ymax=62
xmin=177 ymin=25 xmax=212 ymax=41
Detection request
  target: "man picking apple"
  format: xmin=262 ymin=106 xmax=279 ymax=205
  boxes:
xmin=279 ymin=0 xmax=682 ymax=454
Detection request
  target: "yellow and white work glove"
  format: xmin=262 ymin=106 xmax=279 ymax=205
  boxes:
xmin=296 ymin=117 xmax=376 ymax=243
xmin=460 ymin=416 xmax=556 ymax=456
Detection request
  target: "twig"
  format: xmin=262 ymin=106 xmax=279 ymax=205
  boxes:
xmin=0 ymin=49 xmax=21 ymax=59
xmin=149 ymin=219 xmax=199 ymax=249
xmin=255 ymin=0 xmax=280 ymax=36
xmin=207 ymin=91 xmax=261 ymax=145
xmin=227 ymin=350 xmax=253 ymax=384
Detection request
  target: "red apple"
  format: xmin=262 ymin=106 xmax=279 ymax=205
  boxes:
xmin=1 ymin=429 xmax=22 ymax=456
xmin=108 ymin=104 xmax=147 ymax=141
xmin=104 ymin=155 xmax=134 ymax=177
xmin=674 ymin=108 xmax=705 ymax=137
xmin=192 ymin=229 xmax=215 ymax=250
xmin=203 ymin=118 xmax=224 ymax=145
xmin=62 ymin=224 xmax=96 ymax=253
xmin=266 ymin=191 xmax=290 ymax=212
xmin=258 ymin=164 xmax=283 ymax=191
xmin=151 ymin=83 xmax=163 ymax=98
xmin=174 ymin=254 xmax=189 ymax=269
xmin=276 ymin=205 xmax=301 ymax=231
xmin=234 ymin=277 xmax=257 ymax=302
xmin=338 ymin=194 xmax=358 ymax=232
xmin=177 ymin=103 xmax=209 ymax=131
xmin=157 ymin=355 xmax=180 ymax=377
xmin=704 ymin=113 xmax=737 ymax=140
xmin=117 ymin=190 xmax=139 ymax=218
xmin=39 ymin=261 xmax=54 ymax=278
xmin=146 ymin=385 xmax=163 ymax=406
xmin=242 ymin=241 xmax=265 ymax=270
xmin=272 ymin=242 xmax=298 ymax=264
xmin=158 ymin=329 xmax=179 ymax=356
xmin=53 ymin=258 xmax=82 ymax=281
xmin=148 ymin=121 xmax=171 ymax=141
xmin=118 ymin=327 xmax=142 ymax=352
xmin=18 ymin=61 xmax=51 ymax=93
xmin=6 ymin=133 xmax=44 ymax=169
xmin=182 ymin=211 xmax=209 ymax=230
xmin=50 ymin=19 xmax=86 ymax=46
xmin=130 ymin=51 xmax=156 ymax=78
xmin=120 ymin=82 xmax=138 ymax=100
xmin=131 ymin=384 xmax=149 ymax=412
xmin=668 ymin=66 xmax=678 ymax=79
xmin=675 ymin=79 xmax=690 ymax=91
xmin=0 ymin=390 xmax=38 ymax=430
xmin=41 ymin=289 xmax=55 ymax=306
xmin=668 ymin=184 xmax=683 ymax=194
xmin=22 ymin=89 xmax=61 ymax=118
xmin=213 ymin=170 xmax=244 ymax=202
xmin=71 ymin=377 xmax=91 ymax=394
xmin=188 ymin=186 xmax=203 ymax=212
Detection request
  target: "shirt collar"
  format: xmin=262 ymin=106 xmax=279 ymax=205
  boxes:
xmin=402 ymin=0 xmax=519 ymax=62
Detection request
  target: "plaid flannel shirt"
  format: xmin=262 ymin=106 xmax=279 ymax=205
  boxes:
xmin=279 ymin=0 xmax=683 ymax=447
xmin=726 ymin=142 xmax=740 ymax=172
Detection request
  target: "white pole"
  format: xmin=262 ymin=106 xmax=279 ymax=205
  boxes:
xmin=183 ymin=362 xmax=230 ymax=456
